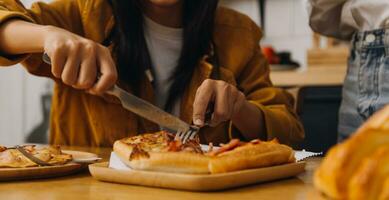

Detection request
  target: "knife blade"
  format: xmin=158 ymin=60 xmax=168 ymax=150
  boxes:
xmin=42 ymin=53 xmax=192 ymax=133
xmin=106 ymin=85 xmax=192 ymax=133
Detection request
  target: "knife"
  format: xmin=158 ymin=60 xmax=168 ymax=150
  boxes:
xmin=105 ymin=84 xmax=192 ymax=133
xmin=13 ymin=145 xmax=53 ymax=166
xmin=42 ymin=53 xmax=192 ymax=133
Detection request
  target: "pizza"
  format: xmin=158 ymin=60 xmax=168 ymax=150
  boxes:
xmin=114 ymin=131 xmax=209 ymax=174
xmin=0 ymin=145 xmax=73 ymax=168
xmin=113 ymin=131 xmax=295 ymax=174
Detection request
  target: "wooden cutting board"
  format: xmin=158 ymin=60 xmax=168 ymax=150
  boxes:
xmin=89 ymin=162 xmax=306 ymax=191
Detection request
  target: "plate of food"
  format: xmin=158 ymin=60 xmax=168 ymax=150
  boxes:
xmin=0 ymin=145 xmax=101 ymax=181
xmin=89 ymin=131 xmax=306 ymax=191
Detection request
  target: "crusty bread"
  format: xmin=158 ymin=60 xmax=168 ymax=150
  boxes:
xmin=348 ymin=146 xmax=389 ymax=200
xmin=314 ymin=105 xmax=389 ymax=199
xmin=209 ymin=141 xmax=295 ymax=174
xmin=114 ymin=140 xmax=210 ymax=174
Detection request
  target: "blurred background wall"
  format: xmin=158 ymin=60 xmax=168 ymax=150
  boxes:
xmin=221 ymin=0 xmax=312 ymax=67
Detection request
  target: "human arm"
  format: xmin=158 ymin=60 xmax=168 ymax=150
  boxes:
xmin=0 ymin=0 xmax=117 ymax=94
xmin=308 ymin=0 xmax=355 ymax=40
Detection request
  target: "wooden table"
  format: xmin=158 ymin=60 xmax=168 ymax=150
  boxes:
xmin=0 ymin=146 xmax=326 ymax=200
xmin=270 ymin=65 xmax=347 ymax=88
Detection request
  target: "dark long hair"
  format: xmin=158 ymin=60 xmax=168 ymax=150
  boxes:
xmin=107 ymin=0 xmax=219 ymax=111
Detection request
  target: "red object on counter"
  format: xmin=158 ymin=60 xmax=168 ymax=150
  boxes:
xmin=262 ymin=46 xmax=280 ymax=64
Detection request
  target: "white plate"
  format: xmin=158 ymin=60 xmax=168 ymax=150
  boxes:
xmin=63 ymin=150 xmax=102 ymax=163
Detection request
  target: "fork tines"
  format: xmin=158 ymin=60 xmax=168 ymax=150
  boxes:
xmin=175 ymin=126 xmax=199 ymax=144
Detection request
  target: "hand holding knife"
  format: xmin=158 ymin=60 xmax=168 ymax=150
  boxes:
xmin=43 ymin=53 xmax=211 ymax=143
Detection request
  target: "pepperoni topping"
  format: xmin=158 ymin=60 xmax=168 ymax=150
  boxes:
xmin=208 ymin=139 xmax=241 ymax=156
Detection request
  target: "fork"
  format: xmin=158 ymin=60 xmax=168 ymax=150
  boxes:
xmin=175 ymin=102 xmax=214 ymax=143
xmin=174 ymin=126 xmax=200 ymax=143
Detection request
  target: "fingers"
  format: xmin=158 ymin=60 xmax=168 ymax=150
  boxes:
xmin=193 ymin=79 xmax=214 ymax=127
xmin=49 ymin=45 xmax=66 ymax=79
xmin=74 ymin=48 xmax=97 ymax=89
xmin=73 ymin=42 xmax=97 ymax=89
xmin=193 ymin=79 xmax=246 ymax=128
xmin=210 ymin=83 xmax=231 ymax=127
xmin=88 ymin=46 xmax=117 ymax=95
xmin=61 ymin=42 xmax=81 ymax=86
xmin=45 ymin=34 xmax=117 ymax=94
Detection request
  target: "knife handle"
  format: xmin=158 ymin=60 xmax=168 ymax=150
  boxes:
xmin=42 ymin=52 xmax=51 ymax=65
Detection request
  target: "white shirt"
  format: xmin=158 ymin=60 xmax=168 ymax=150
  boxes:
xmin=143 ymin=16 xmax=183 ymax=116
xmin=309 ymin=0 xmax=389 ymax=40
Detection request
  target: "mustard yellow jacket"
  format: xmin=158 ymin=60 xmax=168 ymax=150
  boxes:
xmin=0 ymin=0 xmax=304 ymax=147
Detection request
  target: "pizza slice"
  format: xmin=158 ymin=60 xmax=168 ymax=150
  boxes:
xmin=113 ymin=131 xmax=295 ymax=174
xmin=113 ymin=131 xmax=210 ymax=174
xmin=0 ymin=145 xmax=73 ymax=168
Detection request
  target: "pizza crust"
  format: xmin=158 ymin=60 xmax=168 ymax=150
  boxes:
xmin=209 ymin=142 xmax=295 ymax=173
xmin=113 ymin=140 xmax=210 ymax=174
xmin=129 ymin=152 xmax=210 ymax=174
xmin=113 ymin=140 xmax=134 ymax=167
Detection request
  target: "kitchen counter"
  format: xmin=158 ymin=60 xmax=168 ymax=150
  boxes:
xmin=0 ymin=146 xmax=326 ymax=200
xmin=270 ymin=65 xmax=347 ymax=88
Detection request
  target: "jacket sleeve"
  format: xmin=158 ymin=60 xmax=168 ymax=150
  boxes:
xmin=230 ymin=23 xmax=304 ymax=146
xmin=0 ymin=0 xmax=84 ymax=77
xmin=308 ymin=0 xmax=355 ymax=40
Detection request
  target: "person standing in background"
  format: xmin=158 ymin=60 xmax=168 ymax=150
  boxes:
xmin=309 ymin=0 xmax=389 ymax=141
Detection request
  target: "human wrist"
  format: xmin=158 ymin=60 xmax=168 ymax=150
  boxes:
xmin=231 ymin=99 xmax=266 ymax=140
xmin=41 ymin=25 xmax=58 ymax=50
xmin=231 ymin=94 xmax=248 ymax=122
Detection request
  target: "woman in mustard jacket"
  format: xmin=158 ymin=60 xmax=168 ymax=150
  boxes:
xmin=0 ymin=0 xmax=304 ymax=147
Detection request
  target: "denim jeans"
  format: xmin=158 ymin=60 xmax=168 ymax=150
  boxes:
xmin=338 ymin=29 xmax=389 ymax=141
